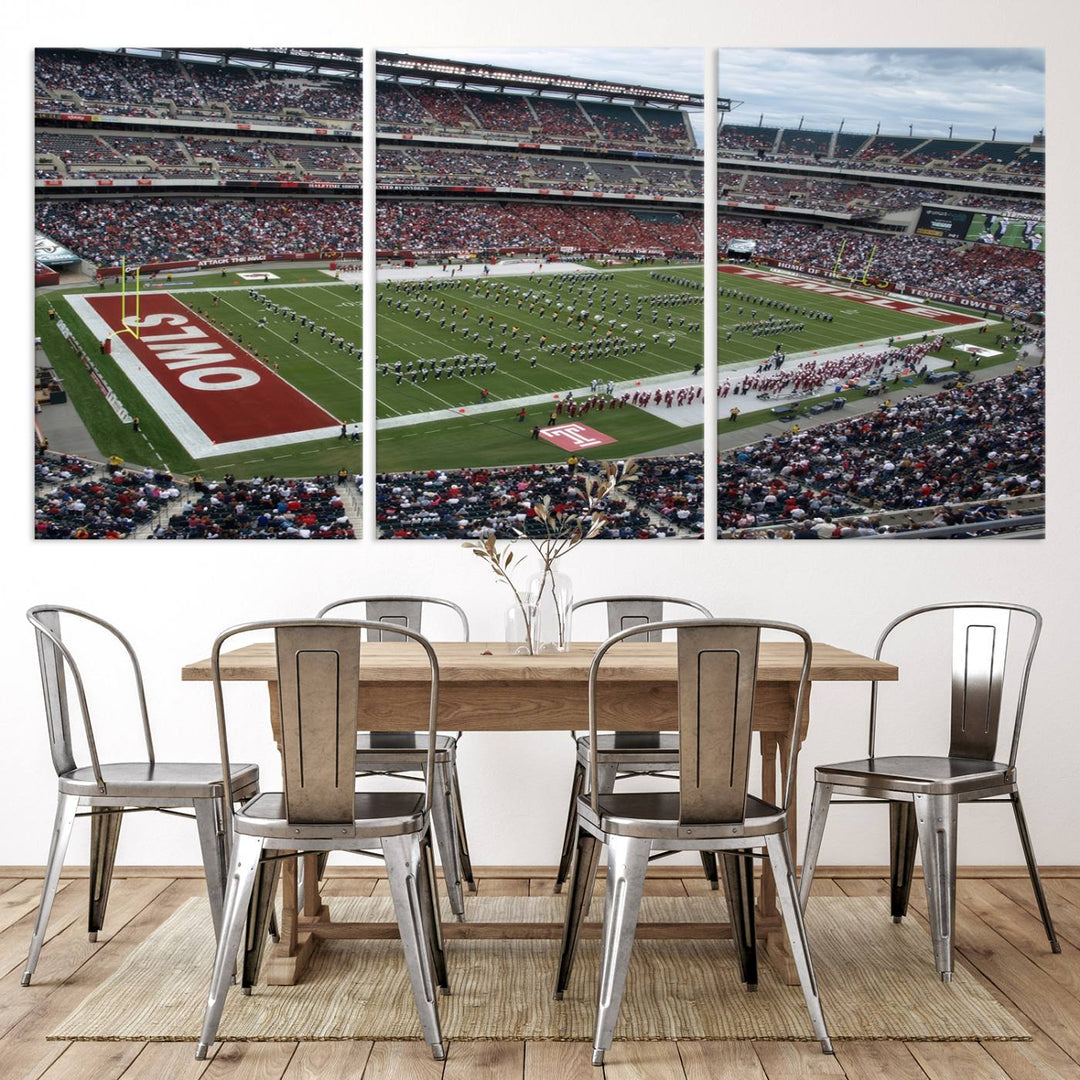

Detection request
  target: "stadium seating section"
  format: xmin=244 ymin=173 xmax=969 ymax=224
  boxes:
xmin=376 ymin=456 xmax=704 ymax=539
xmin=33 ymin=452 xmax=358 ymax=539
xmin=718 ymin=367 xmax=1044 ymax=535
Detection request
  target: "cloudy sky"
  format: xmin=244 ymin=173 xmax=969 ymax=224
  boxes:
xmin=720 ymin=49 xmax=1044 ymax=142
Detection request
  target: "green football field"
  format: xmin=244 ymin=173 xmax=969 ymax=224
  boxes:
xmin=37 ymin=263 xmax=998 ymax=478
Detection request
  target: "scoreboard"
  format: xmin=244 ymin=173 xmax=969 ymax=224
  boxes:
xmin=915 ymin=205 xmax=1046 ymax=250
xmin=915 ymin=206 xmax=974 ymax=239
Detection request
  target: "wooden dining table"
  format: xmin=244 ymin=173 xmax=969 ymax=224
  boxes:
xmin=182 ymin=639 xmax=897 ymax=986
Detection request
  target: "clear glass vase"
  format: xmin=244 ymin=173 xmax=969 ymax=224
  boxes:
xmin=505 ymin=601 xmax=540 ymax=655
xmin=527 ymin=569 xmax=573 ymax=653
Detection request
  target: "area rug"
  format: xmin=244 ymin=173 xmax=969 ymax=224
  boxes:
xmin=50 ymin=895 xmax=1026 ymax=1042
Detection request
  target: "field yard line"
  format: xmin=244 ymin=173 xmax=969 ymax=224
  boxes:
xmin=275 ymin=285 xmax=363 ymax=336
xmin=215 ymin=292 xmax=365 ymax=396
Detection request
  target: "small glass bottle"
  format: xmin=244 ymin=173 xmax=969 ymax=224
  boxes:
xmin=505 ymin=600 xmax=540 ymax=655
xmin=527 ymin=569 xmax=573 ymax=653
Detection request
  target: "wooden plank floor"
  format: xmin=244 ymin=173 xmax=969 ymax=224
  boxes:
xmin=2 ymin=868 xmax=1076 ymax=1080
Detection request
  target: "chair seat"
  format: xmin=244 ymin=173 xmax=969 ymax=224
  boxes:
xmin=59 ymin=761 xmax=259 ymax=799
xmin=356 ymin=732 xmax=456 ymax=761
xmin=578 ymin=790 xmax=785 ymax=840
xmin=815 ymin=755 xmax=1015 ymax=796
xmin=576 ymin=733 xmax=679 ymax=766
xmin=234 ymin=791 xmax=426 ymax=840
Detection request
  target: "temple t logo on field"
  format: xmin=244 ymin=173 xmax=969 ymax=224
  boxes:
xmin=538 ymin=423 xmax=616 ymax=451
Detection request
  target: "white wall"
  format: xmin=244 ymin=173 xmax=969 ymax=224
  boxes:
xmin=4 ymin=0 xmax=1077 ymax=871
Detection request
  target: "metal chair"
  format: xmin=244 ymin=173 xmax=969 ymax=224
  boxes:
xmin=23 ymin=605 xmax=261 ymax=987
xmin=555 ymin=619 xmax=832 ymax=1065
xmin=197 ymin=618 xmax=447 ymax=1062
xmin=317 ymin=596 xmax=474 ymax=919
xmin=554 ymin=596 xmax=717 ymax=893
xmin=799 ymin=602 xmax=1060 ymax=982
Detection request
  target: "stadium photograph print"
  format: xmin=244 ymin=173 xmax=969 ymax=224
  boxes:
xmin=373 ymin=47 xmax=706 ymax=540
xmin=33 ymin=47 xmax=365 ymax=539
xmin=31 ymin=44 xmax=1044 ymax=542
xmin=714 ymin=47 xmax=1045 ymax=540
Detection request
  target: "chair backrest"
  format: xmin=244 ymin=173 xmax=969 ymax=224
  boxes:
xmin=211 ymin=619 xmax=440 ymax=825
xmin=26 ymin=605 xmax=154 ymax=790
xmin=587 ymin=619 xmax=812 ymax=823
xmin=870 ymin=602 xmax=1041 ymax=768
xmin=572 ymin=597 xmax=715 ymax=746
xmin=316 ymin=596 xmax=469 ymax=642
xmin=572 ymin=595 xmax=712 ymax=642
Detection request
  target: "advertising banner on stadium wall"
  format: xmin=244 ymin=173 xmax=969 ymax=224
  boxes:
xmin=35 ymin=232 xmax=81 ymax=267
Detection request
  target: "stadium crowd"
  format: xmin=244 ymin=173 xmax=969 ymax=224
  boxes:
xmin=151 ymin=475 xmax=355 ymax=539
xmin=36 ymin=49 xmax=361 ymax=124
xmin=35 ymin=192 xmax=1042 ymax=312
xmin=35 ymin=461 xmax=180 ymax=539
xmin=717 ymin=367 xmax=1044 ymax=534
xmin=36 ymin=50 xmax=694 ymax=151
xmin=719 ymin=218 xmax=1045 ymax=310
xmin=35 ymin=196 xmax=365 ymax=264
xmin=375 ymin=458 xmax=700 ymax=539
xmin=33 ymin=453 xmax=358 ymax=540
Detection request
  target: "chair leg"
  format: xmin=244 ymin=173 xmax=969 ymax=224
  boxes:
xmin=595 ymin=763 xmax=619 ymax=795
xmin=383 ymin=832 xmax=445 ymax=1060
xmin=194 ymin=798 xmax=228 ymax=941
xmin=196 ymin=833 xmax=264 ymax=1060
xmin=765 ymin=831 xmax=833 ymax=1054
xmin=889 ymin=800 xmax=920 ymax=924
xmin=554 ymin=759 xmax=587 ymax=894
xmin=429 ymin=761 xmax=465 ymax=921
xmin=592 ymin=834 xmax=651 ymax=1066
xmin=87 ymin=808 xmax=123 ymax=942
xmin=798 ymin=781 xmax=833 ymax=912
xmin=23 ymin=792 xmax=78 ymax=986
xmin=417 ymin=826 xmax=450 ymax=993
xmin=446 ymin=753 xmax=476 ymax=893
xmin=241 ymin=854 xmax=281 ymax=993
xmin=720 ymin=850 xmax=757 ymax=989
xmin=913 ymin=793 xmax=958 ymax=981
xmin=1010 ymin=790 xmax=1061 ymax=953
xmin=700 ymin=852 xmax=720 ymax=891
xmin=554 ymin=824 xmax=602 ymax=999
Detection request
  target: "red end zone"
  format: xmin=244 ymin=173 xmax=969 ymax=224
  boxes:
xmin=719 ymin=265 xmax=982 ymax=326
xmin=84 ymin=293 xmax=338 ymax=445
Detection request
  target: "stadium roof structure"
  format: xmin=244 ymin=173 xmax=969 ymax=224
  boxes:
xmin=106 ymin=46 xmax=365 ymax=81
xmin=376 ymin=51 xmax=729 ymax=112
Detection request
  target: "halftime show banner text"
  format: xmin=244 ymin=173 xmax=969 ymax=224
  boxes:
xmin=72 ymin=293 xmax=341 ymax=457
